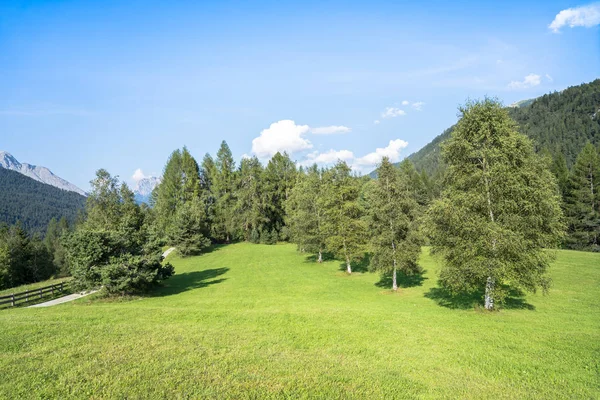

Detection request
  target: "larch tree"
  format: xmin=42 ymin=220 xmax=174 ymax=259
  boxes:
xmin=286 ymin=164 xmax=327 ymax=262
xmin=213 ymin=141 xmax=237 ymax=242
xmin=235 ymin=156 xmax=266 ymax=241
xmin=425 ymin=99 xmax=564 ymax=310
xmin=321 ymin=161 xmax=367 ymax=274
xmin=262 ymin=152 xmax=297 ymax=237
xmin=565 ymin=143 xmax=600 ymax=250
xmin=366 ymin=157 xmax=422 ymax=291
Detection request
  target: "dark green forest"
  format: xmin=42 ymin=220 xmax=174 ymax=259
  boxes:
xmin=0 ymin=168 xmax=86 ymax=233
xmin=407 ymin=79 xmax=600 ymax=175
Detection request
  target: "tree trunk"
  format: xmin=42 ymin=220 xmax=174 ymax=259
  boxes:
xmin=392 ymin=260 xmax=398 ymax=291
xmin=346 ymin=256 xmax=352 ymax=274
xmin=484 ymin=276 xmax=495 ymax=310
xmin=318 ymin=250 xmax=323 ymax=263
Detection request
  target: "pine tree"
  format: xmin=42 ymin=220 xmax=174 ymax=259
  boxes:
xmin=565 ymin=143 xmax=600 ymax=250
xmin=366 ymin=157 xmax=422 ymax=291
xmin=321 ymin=161 xmax=367 ymax=274
xmin=425 ymin=99 xmax=564 ymax=310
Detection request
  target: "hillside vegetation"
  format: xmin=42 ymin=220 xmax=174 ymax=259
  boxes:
xmin=0 ymin=168 xmax=85 ymax=233
xmin=0 ymin=243 xmax=598 ymax=399
xmin=408 ymin=79 xmax=600 ymax=175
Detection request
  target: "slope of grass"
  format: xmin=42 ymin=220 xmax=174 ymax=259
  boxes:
xmin=0 ymin=243 xmax=598 ymax=399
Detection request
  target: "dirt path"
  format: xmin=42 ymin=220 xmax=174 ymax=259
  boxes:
xmin=28 ymin=290 xmax=98 ymax=308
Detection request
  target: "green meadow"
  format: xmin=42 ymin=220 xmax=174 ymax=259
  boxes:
xmin=0 ymin=243 xmax=598 ymax=399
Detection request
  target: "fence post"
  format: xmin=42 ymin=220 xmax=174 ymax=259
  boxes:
xmin=11 ymin=294 xmax=14 ymax=307
xmin=26 ymin=289 xmax=29 ymax=302
xmin=61 ymin=282 xmax=64 ymax=292
xmin=39 ymin=288 xmax=42 ymax=299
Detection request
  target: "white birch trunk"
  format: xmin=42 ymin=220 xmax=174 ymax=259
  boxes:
xmin=485 ymin=276 xmax=495 ymax=310
xmin=346 ymin=256 xmax=352 ymax=274
xmin=318 ymin=250 xmax=323 ymax=263
xmin=392 ymin=261 xmax=398 ymax=291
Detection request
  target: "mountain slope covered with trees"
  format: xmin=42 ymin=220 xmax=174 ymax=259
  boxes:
xmin=407 ymin=79 xmax=600 ymax=175
xmin=0 ymin=168 xmax=86 ymax=233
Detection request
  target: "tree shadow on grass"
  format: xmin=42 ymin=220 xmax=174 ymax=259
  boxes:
xmin=338 ymin=253 xmax=371 ymax=273
xmin=424 ymin=285 xmax=535 ymax=310
xmin=151 ymin=268 xmax=229 ymax=297
xmin=375 ymin=270 xmax=427 ymax=289
xmin=303 ymin=252 xmax=335 ymax=264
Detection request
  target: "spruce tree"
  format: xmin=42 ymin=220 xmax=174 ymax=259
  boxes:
xmin=565 ymin=143 xmax=600 ymax=250
xmin=235 ymin=156 xmax=266 ymax=240
xmin=262 ymin=152 xmax=297 ymax=236
xmin=425 ymin=99 xmax=564 ymax=310
xmin=213 ymin=141 xmax=237 ymax=242
xmin=366 ymin=157 xmax=422 ymax=291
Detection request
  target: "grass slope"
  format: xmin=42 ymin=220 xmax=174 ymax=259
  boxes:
xmin=0 ymin=243 xmax=598 ymax=399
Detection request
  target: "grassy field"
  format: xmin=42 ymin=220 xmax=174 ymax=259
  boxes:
xmin=0 ymin=243 xmax=598 ymax=399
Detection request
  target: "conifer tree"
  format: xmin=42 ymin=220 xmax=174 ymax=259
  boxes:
xmin=425 ymin=99 xmax=564 ymax=310
xmin=262 ymin=152 xmax=297 ymax=236
xmin=366 ymin=157 xmax=422 ymax=291
xmin=286 ymin=164 xmax=327 ymax=261
xmin=235 ymin=156 xmax=266 ymax=240
xmin=565 ymin=143 xmax=600 ymax=250
xmin=213 ymin=141 xmax=237 ymax=242
xmin=321 ymin=161 xmax=367 ymax=274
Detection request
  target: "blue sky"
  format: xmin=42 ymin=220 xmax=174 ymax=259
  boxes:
xmin=1 ymin=0 xmax=599 ymax=190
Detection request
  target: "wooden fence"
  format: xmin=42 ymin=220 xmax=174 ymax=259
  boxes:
xmin=0 ymin=281 xmax=70 ymax=308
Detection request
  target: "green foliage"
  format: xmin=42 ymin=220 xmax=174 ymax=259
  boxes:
xmin=212 ymin=141 xmax=237 ymax=242
xmin=234 ymin=156 xmax=266 ymax=240
xmin=365 ymin=158 xmax=422 ymax=290
xmin=0 ymin=222 xmax=55 ymax=289
xmin=0 ymin=168 xmax=85 ymax=233
xmin=67 ymin=169 xmax=173 ymax=294
xmin=168 ymin=198 xmax=211 ymax=257
xmin=320 ymin=161 xmax=367 ymax=273
xmin=285 ymin=164 xmax=326 ymax=257
xmin=425 ymin=99 xmax=565 ymax=309
xmin=564 ymin=143 xmax=600 ymax=250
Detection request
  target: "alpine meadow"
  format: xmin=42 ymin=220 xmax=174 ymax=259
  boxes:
xmin=1 ymin=1 xmax=599 ymax=399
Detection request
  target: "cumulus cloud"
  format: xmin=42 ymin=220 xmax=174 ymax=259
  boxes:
xmin=508 ymin=73 xmax=541 ymax=89
xmin=303 ymin=149 xmax=355 ymax=166
xmin=251 ymin=120 xmax=313 ymax=158
xmin=355 ymin=139 xmax=409 ymax=166
xmin=381 ymin=107 xmax=406 ymax=118
xmin=412 ymin=102 xmax=425 ymax=111
xmin=311 ymin=125 xmax=352 ymax=135
xmin=401 ymin=100 xmax=410 ymax=105
xmin=132 ymin=168 xmax=148 ymax=182
xmin=549 ymin=3 xmax=600 ymax=33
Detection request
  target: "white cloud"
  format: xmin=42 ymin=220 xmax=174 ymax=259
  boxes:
xmin=374 ymin=120 xmax=380 ymax=125
xmin=381 ymin=107 xmax=406 ymax=118
xmin=132 ymin=168 xmax=148 ymax=182
xmin=545 ymin=74 xmax=554 ymax=82
xmin=251 ymin=120 xmax=313 ymax=158
xmin=549 ymin=3 xmax=600 ymax=33
xmin=311 ymin=125 xmax=351 ymax=135
xmin=241 ymin=153 xmax=252 ymax=160
xmin=508 ymin=73 xmax=541 ymax=89
xmin=355 ymin=139 xmax=409 ymax=166
xmin=401 ymin=100 xmax=410 ymax=106
xmin=303 ymin=149 xmax=355 ymax=166
xmin=412 ymin=102 xmax=425 ymax=111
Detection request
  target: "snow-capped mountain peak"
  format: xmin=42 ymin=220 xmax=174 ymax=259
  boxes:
xmin=133 ymin=176 xmax=161 ymax=204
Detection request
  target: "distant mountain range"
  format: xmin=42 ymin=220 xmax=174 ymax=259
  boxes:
xmin=0 ymin=151 xmax=86 ymax=196
xmin=133 ymin=176 xmax=161 ymax=204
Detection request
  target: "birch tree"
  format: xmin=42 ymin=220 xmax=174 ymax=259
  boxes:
xmin=425 ymin=99 xmax=564 ymax=310
xmin=366 ymin=157 xmax=422 ymax=291
xmin=321 ymin=161 xmax=366 ymax=274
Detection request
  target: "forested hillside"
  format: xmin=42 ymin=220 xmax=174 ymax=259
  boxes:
xmin=0 ymin=168 xmax=85 ymax=232
xmin=407 ymin=79 xmax=600 ymax=175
